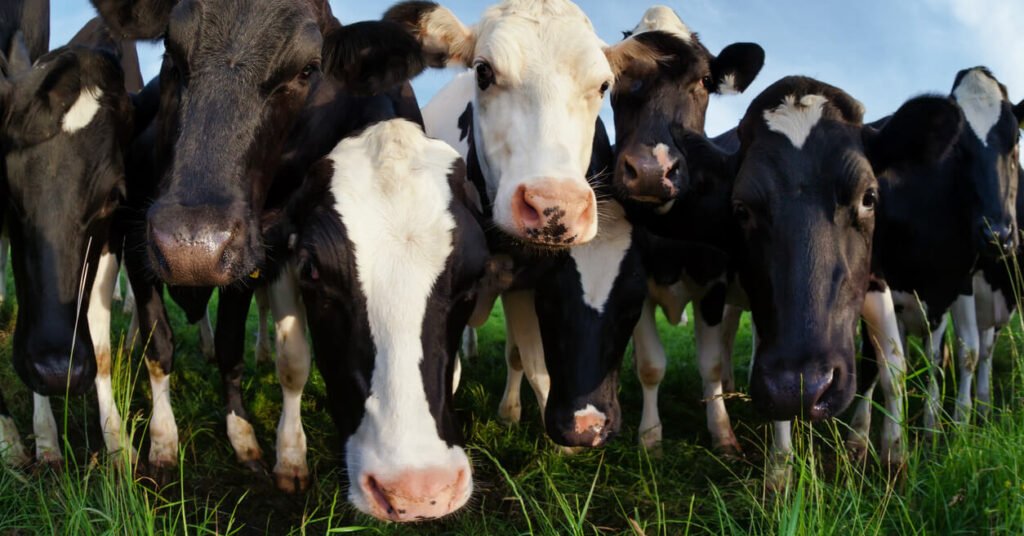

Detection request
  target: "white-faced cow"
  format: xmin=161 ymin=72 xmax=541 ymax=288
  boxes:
xmin=270 ymin=119 xmax=486 ymax=521
xmin=0 ymin=24 xmax=140 ymax=465
xmin=89 ymin=0 xmax=433 ymax=490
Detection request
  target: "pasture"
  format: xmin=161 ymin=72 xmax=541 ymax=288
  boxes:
xmin=0 ymin=268 xmax=1022 ymax=535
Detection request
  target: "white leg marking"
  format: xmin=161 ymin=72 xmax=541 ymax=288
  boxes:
xmin=501 ymin=290 xmax=550 ymax=420
xmin=845 ymin=380 xmax=877 ymax=460
xmin=226 ymin=411 xmax=262 ymax=465
xmin=88 ymin=249 xmax=132 ymax=460
xmin=862 ymin=288 xmax=907 ymax=465
xmin=33 ymin=394 xmax=61 ymax=464
xmin=461 ymin=326 xmax=478 ymax=360
xmin=498 ymin=317 xmax=524 ymax=424
xmin=254 ymin=287 xmax=273 ymax=365
xmin=453 ymin=355 xmax=463 ymax=395
xmin=951 ymin=294 xmax=980 ymax=425
xmin=922 ymin=315 xmax=948 ymax=438
xmin=766 ymin=420 xmax=792 ymax=491
xmin=0 ymin=414 xmax=29 ymax=467
xmin=694 ymin=301 xmax=739 ymax=455
xmin=121 ymin=267 xmax=135 ymax=315
xmin=146 ymin=360 xmax=178 ymax=468
xmin=197 ymin=308 xmax=215 ymax=362
xmin=269 ymin=267 xmax=310 ymax=492
xmin=976 ymin=326 xmax=996 ymax=418
xmin=632 ymin=298 xmax=665 ymax=449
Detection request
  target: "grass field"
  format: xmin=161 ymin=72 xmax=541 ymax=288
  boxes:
xmin=0 ymin=266 xmax=1022 ymax=535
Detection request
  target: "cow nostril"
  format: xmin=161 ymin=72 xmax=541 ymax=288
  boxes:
xmin=623 ymin=157 xmax=639 ymax=183
xmin=365 ymin=476 xmax=396 ymax=516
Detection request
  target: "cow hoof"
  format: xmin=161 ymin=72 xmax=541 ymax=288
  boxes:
xmin=497 ymin=405 xmax=521 ymax=425
xmin=274 ymin=467 xmax=310 ymax=494
xmin=765 ymin=459 xmax=791 ymax=494
xmin=713 ymin=432 xmax=743 ymax=460
xmin=845 ymin=441 xmax=869 ymax=466
xmin=559 ymin=445 xmax=584 ymax=455
xmin=638 ymin=425 xmax=662 ymax=452
xmin=148 ymin=450 xmax=178 ymax=471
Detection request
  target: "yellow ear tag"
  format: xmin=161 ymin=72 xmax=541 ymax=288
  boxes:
xmin=249 ymin=269 xmax=260 ymax=279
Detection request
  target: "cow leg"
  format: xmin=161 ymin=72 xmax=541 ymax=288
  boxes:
xmin=216 ymin=286 xmax=263 ymax=472
xmin=502 ymin=290 xmax=549 ymax=421
xmin=89 ymin=247 xmax=134 ymax=462
xmin=121 ymin=264 xmax=136 ymax=315
xmin=845 ymin=379 xmax=877 ymax=462
xmin=719 ymin=305 xmax=742 ymax=394
xmin=254 ymin=287 xmax=273 ymax=365
xmin=461 ymin=327 xmax=479 ymax=361
xmin=766 ymin=420 xmax=792 ymax=492
xmin=268 ymin=269 xmax=311 ymax=493
xmin=950 ymin=294 xmax=980 ymax=425
xmin=0 ymin=392 xmax=29 ymax=467
xmin=694 ymin=299 xmax=740 ymax=456
xmin=32 ymin=394 xmax=61 ymax=464
xmin=498 ymin=316 xmax=524 ymax=424
xmin=632 ymin=298 xmax=665 ymax=450
xmin=922 ymin=315 xmax=948 ymax=440
xmin=976 ymin=326 xmax=997 ymax=419
xmin=197 ymin=308 xmax=216 ymax=362
xmin=862 ymin=287 xmax=907 ymax=466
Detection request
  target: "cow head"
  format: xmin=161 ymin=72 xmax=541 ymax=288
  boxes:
xmin=90 ymin=0 xmax=428 ymax=286
xmin=609 ymin=6 xmax=762 ymax=210
xmin=281 ymin=120 xmax=486 ymax=521
xmin=534 ymin=200 xmax=645 ymax=448
xmin=389 ymin=0 xmax=671 ymax=247
xmin=0 ymin=45 xmax=133 ymax=396
xmin=950 ymin=67 xmax=1021 ymax=257
xmin=675 ymin=76 xmax=963 ymax=421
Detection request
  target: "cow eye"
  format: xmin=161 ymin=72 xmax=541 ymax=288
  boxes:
xmin=475 ymin=61 xmax=495 ymax=91
xmin=599 ymin=81 xmax=610 ymax=96
xmin=862 ymin=188 xmax=878 ymax=210
xmin=699 ymin=75 xmax=713 ymax=89
xmin=299 ymin=62 xmax=319 ymax=80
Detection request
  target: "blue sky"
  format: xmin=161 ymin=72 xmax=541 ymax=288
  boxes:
xmin=51 ymin=0 xmax=1023 ymax=138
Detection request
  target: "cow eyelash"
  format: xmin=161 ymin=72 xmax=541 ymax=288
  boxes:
xmin=474 ymin=60 xmax=495 ymax=91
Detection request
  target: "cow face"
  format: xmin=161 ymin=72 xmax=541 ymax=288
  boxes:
xmin=391 ymin=0 xmax=674 ymax=247
xmin=90 ymin=0 xmax=427 ymax=286
xmin=534 ymin=200 xmax=645 ymax=447
xmin=677 ymin=76 xmax=963 ymax=421
xmin=0 ymin=46 xmax=132 ymax=396
xmin=610 ymin=7 xmax=763 ymax=210
xmin=287 ymin=120 xmax=485 ymax=521
xmin=950 ymin=67 xmax=1021 ymax=257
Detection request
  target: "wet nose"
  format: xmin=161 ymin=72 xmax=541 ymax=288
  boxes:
xmin=147 ymin=201 xmax=248 ymax=286
xmin=546 ymin=404 xmax=618 ymax=448
xmin=509 ymin=179 xmax=597 ymax=246
xmin=619 ymin=151 xmax=678 ymax=202
xmin=360 ymin=466 xmax=471 ymax=522
xmin=749 ymin=349 xmax=849 ymax=421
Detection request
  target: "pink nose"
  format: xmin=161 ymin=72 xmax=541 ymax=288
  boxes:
xmin=510 ymin=179 xmax=597 ymax=246
xmin=361 ymin=466 xmax=470 ymax=522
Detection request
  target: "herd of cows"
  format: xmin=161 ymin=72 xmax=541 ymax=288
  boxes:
xmin=0 ymin=0 xmax=1022 ymax=524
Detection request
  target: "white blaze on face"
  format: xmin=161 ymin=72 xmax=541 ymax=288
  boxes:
xmin=569 ymin=200 xmax=632 ymax=313
xmin=763 ymin=94 xmax=829 ymax=150
xmin=62 ymin=87 xmax=103 ymax=133
xmin=953 ymin=68 xmax=1005 ymax=147
xmin=470 ymin=0 xmax=611 ymax=235
xmin=329 ymin=119 xmax=471 ymax=515
xmin=630 ymin=5 xmax=692 ymax=41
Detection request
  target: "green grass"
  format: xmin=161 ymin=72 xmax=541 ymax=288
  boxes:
xmin=0 ymin=266 xmax=1022 ymax=535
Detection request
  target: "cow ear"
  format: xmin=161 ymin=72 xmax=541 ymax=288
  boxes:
xmin=90 ymin=0 xmax=177 ymax=40
xmin=322 ymin=21 xmax=427 ymax=95
xmin=1014 ymin=99 xmax=1023 ymax=127
xmin=8 ymin=31 xmax=33 ymax=74
xmin=864 ymin=96 xmax=963 ymax=174
xmin=604 ymin=31 xmax=676 ymax=81
xmin=669 ymin=123 xmax=738 ymax=181
xmin=710 ymin=43 xmax=764 ymax=95
xmin=384 ymin=1 xmax=476 ymax=68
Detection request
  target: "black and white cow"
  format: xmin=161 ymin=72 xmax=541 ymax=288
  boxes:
xmin=0 ymin=26 xmax=139 ymax=464
xmin=272 ymin=119 xmax=487 ymax=521
xmin=862 ymin=67 xmax=1020 ymax=440
xmin=601 ymin=6 xmax=763 ymax=453
xmin=89 ymin=0 xmax=433 ymax=490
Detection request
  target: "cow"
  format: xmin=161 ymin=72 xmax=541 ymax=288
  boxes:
xmin=861 ymin=67 xmax=1020 ymax=441
xmin=89 ymin=0 xmax=433 ymax=491
xmin=598 ymin=6 xmax=763 ymax=453
xmin=267 ymin=119 xmax=487 ymax=521
xmin=0 ymin=22 xmax=140 ymax=465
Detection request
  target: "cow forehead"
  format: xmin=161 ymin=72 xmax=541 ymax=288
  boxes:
xmin=953 ymin=68 xmax=1006 ymax=147
xmin=475 ymin=0 xmax=611 ymax=85
xmin=762 ymin=94 xmax=829 ymax=150
xmin=630 ymin=5 xmax=692 ymax=42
